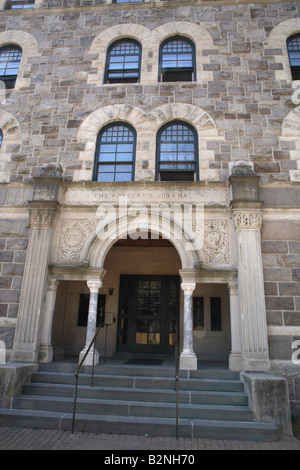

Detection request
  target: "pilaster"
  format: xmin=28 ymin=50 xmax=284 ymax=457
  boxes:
xmin=230 ymin=161 xmax=270 ymax=372
xmin=11 ymin=163 xmax=62 ymax=363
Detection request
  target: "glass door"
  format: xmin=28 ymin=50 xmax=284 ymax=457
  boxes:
xmin=117 ymin=275 xmax=179 ymax=353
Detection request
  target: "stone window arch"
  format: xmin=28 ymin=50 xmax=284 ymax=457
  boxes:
xmin=87 ymin=24 xmax=152 ymax=85
xmin=151 ymin=22 xmax=216 ymax=83
xmin=156 ymin=120 xmax=198 ymax=181
xmin=267 ymin=19 xmax=300 ymax=82
xmin=0 ymin=110 xmax=21 ymax=183
xmin=75 ymin=104 xmax=147 ymax=181
xmin=93 ymin=122 xmax=137 ymax=182
xmin=0 ymin=44 xmax=22 ymax=89
xmin=158 ymin=35 xmax=196 ymax=82
xmin=280 ymin=105 xmax=300 ymax=182
xmin=104 ymin=38 xmax=142 ymax=84
xmin=0 ymin=30 xmax=38 ymax=89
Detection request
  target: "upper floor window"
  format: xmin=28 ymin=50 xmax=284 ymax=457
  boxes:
xmin=112 ymin=0 xmax=144 ymax=3
xmin=287 ymin=34 xmax=300 ymax=80
xmin=0 ymin=129 xmax=3 ymax=149
xmin=0 ymin=45 xmax=22 ymax=89
xmin=105 ymin=39 xmax=141 ymax=84
xmin=94 ymin=123 xmax=136 ymax=182
xmin=159 ymin=36 xmax=195 ymax=82
xmin=156 ymin=121 xmax=198 ymax=182
xmin=5 ymin=0 xmax=34 ymax=8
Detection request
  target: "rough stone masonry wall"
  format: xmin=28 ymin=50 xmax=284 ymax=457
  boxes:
xmin=0 ymin=1 xmax=299 ymax=378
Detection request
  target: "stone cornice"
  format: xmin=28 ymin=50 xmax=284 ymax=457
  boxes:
xmin=0 ymin=0 xmax=297 ymax=17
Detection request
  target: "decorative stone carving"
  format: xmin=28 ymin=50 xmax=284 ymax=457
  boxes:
xmin=38 ymin=162 xmax=63 ymax=178
xmin=202 ymin=219 xmax=230 ymax=264
xmin=57 ymin=219 xmax=97 ymax=261
xmin=233 ymin=210 xmax=262 ymax=230
xmin=291 ymin=81 xmax=300 ymax=105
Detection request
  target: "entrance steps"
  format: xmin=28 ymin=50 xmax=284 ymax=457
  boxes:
xmin=0 ymin=360 xmax=279 ymax=441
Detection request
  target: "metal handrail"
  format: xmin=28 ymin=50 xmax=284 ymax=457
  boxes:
xmin=175 ymin=323 xmax=179 ymax=440
xmin=71 ymin=323 xmax=103 ymax=434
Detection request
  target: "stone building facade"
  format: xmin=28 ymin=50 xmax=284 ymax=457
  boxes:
xmin=0 ymin=0 xmax=299 ymax=424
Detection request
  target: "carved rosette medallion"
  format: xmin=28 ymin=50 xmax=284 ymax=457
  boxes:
xmin=202 ymin=220 xmax=230 ymax=265
xmin=57 ymin=219 xmax=97 ymax=261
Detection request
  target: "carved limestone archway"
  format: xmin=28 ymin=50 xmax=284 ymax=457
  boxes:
xmin=80 ymin=211 xmax=201 ymax=270
xmin=280 ymin=104 xmax=300 ymax=181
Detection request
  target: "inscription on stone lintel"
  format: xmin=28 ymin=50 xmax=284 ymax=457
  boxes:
xmin=61 ymin=184 xmax=230 ymax=206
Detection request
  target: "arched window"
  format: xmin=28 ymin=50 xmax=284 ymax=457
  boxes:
xmin=0 ymin=45 xmax=22 ymax=89
xmin=287 ymin=34 xmax=300 ymax=80
xmin=159 ymin=36 xmax=195 ymax=82
xmin=94 ymin=123 xmax=136 ymax=182
xmin=156 ymin=121 xmax=198 ymax=182
xmin=105 ymin=39 xmax=141 ymax=84
xmin=0 ymin=129 xmax=3 ymax=149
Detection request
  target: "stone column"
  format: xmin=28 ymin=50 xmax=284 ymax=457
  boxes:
xmin=230 ymin=161 xmax=270 ymax=372
xmin=79 ymin=280 xmax=103 ymax=366
xmin=228 ymin=280 xmax=242 ymax=371
xmin=180 ymin=282 xmax=197 ymax=370
xmin=38 ymin=278 xmax=59 ymax=363
xmin=11 ymin=163 xmax=62 ymax=363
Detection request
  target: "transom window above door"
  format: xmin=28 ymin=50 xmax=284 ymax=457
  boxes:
xmin=105 ymin=39 xmax=141 ymax=84
xmin=156 ymin=121 xmax=198 ymax=181
xmin=159 ymin=36 xmax=195 ymax=82
xmin=94 ymin=123 xmax=136 ymax=182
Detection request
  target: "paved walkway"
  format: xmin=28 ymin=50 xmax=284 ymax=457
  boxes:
xmin=0 ymin=427 xmax=300 ymax=450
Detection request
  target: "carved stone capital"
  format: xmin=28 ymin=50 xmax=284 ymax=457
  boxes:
xmin=232 ymin=210 xmax=262 ymax=230
xmin=181 ymin=282 xmax=196 ymax=295
xmin=87 ymin=280 xmax=102 ymax=293
xmin=29 ymin=201 xmax=60 ymax=229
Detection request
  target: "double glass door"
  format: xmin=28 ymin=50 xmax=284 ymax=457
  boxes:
xmin=117 ymin=275 xmax=179 ymax=353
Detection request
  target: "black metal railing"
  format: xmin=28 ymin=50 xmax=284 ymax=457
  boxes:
xmin=71 ymin=323 xmax=103 ymax=434
xmin=175 ymin=323 xmax=179 ymax=440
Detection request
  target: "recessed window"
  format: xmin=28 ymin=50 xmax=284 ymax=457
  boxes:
xmin=105 ymin=39 xmax=141 ymax=84
xmin=156 ymin=121 xmax=198 ymax=182
xmin=159 ymin=36 xmax=195 ymax=82
xmin=211 ymin=297 xmax=222 ymax=332
xmin=0 ymin=129 xmax=3 ymax=149
xmin=5 ymin=0 xmax=34 ymax=8
xmin=77 ymin=294 xmax=106 ymax=327
xmin=193 ymin=297 xmax=204 ymax=331
xmin=112 ymin=0 xmax=144 ymax=3
xmin=287 ymin=34 xmax=300 ymax=80
xmin=0 ymin=45 xmax=22 ymax=89
xmin=94 ymin=123 xmax=136 ymax=182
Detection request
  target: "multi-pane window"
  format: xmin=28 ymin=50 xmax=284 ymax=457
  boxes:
xmin=0 ymin=45 xmax=22 ymax=89
xmin=105 ymin=39 xmax=141 ymax=84
xmin=287 ymin=34 xmax=300 ymax=80
xmin=94 ymin=123 xmax=136 ymax=182
xmin=112 ymin=0 xmax=144 ymax=3
xmin=157 ymin=122 xmax=198 ymax=181
xmin=5 ymin=0 xmax=35 ymax=8
xmin=159 ymin=36 xmax=195 ymax=82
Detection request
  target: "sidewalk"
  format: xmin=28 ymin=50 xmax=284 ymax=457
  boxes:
xmin=0 ymin=427 xmax=300 ymax=450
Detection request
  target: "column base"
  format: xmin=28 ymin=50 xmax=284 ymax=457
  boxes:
xmin=11 ymin=345 xmax=38 ymax=363
xmin=179 ymin=351 xmax=197 ymax=370
xmin=242 ymin=356 xmax=270 ymax=372
xmin=38 ymin=344 xmax=53 ymax=364
xmin=229 ymin=352 xmax=242 ymax=372
xmin=79 ymin=348 xmax=99 ymax=367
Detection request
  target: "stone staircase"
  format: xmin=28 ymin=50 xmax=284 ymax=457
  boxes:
xmin=0 ymin=359 xmax=279 ymax=441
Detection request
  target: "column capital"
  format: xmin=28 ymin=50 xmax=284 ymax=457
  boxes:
xmin=227 ymin=280 xmax=238 ymax=294
xmin=181 ymin=282 xmax=196 ymax=295
xmin=47 ymin=278 xmax=60 ymax=291
xmin=29 ymin=201 xmax=60 ymax=229
xmin=231 ymin=208 xmax=263 ymax=230
xmin=87 ymin=280 xmax=102 ymax=293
